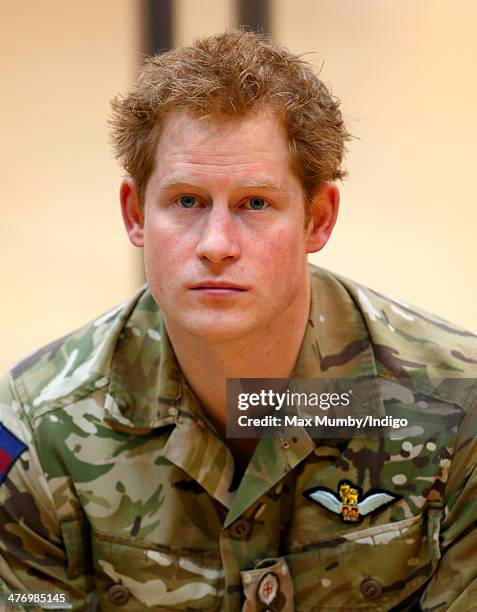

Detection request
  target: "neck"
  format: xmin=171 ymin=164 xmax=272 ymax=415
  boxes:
xmin=163 ymin=276 xmax=311 ymax=438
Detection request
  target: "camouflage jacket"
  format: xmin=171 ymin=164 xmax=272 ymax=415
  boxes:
xmin=1 ymin=264 xmax=477 ymax=611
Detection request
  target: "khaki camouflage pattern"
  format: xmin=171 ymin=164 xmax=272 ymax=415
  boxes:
xmin=1 ymin=263 xmax=477 ymax=610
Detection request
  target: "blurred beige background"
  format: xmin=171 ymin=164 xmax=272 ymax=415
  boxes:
xmin=1 ymin=0 xmax=476 ymax=373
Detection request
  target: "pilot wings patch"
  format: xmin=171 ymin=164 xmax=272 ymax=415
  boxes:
xmin=303 ymin=480 xmax=401 ymax=522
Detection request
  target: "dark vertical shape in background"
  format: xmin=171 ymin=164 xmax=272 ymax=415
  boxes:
xmin=144 ymin=0 xmax=174 ymax=55
xmin=237 ymin=0 xmax=270 ymax=33
xmin=137 ymin=1 xmax=174 ymax=282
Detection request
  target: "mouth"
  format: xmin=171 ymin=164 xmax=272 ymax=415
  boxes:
xmin=189 ymin=281 xmax=249 ymax=295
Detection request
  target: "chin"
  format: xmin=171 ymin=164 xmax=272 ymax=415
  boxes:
xmin=176 ymin=314 xmax=262 ymax=343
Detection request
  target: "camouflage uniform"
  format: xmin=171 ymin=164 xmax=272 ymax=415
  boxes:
xmin=1 ymin=264 xmax=477 ymax=611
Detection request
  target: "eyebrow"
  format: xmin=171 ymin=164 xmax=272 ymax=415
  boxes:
xmin=158 ymin=175 xmax=282 ymax=191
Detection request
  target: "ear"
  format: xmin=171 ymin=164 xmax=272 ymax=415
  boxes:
xmin=120 ymin=177 xmax=144 ymax=247
xmin=305 ymin=182 xmax=340 ymax=253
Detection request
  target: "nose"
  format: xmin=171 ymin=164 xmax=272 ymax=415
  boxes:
xmin=195 ymin=205 xmax=241 ymax=264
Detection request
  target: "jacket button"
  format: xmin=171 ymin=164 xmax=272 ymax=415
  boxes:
xmin=360 ymin=578 xmax=383 ymax=599
xmin=230 ymin=517 xmax=251 ymax=541
xmin=108 ymin=584 xmax=130 ymax=605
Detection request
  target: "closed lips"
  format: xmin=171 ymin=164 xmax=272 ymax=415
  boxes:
xmin=190 ymin=282 xmax=248 ymax=290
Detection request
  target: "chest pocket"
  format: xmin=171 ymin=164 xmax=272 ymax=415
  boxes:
xmin=285 ymin=509 xmax=441 ymax=611
xmin=91 ymin=532 xmax=224 ymax=611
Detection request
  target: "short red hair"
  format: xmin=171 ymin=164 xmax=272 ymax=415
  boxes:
xmin=109 ymin=29 xmax=351 ymax=218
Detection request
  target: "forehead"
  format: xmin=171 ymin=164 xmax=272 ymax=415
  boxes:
xmin=151 ymin=109 xmax=293 ymax=186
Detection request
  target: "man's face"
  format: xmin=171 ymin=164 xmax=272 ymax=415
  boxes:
xmin=139 ymin=109 xmax=316 ymax=342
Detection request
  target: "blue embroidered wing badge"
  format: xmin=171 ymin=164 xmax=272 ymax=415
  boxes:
xmin=303 ymin=480 xmax=401 ymax=522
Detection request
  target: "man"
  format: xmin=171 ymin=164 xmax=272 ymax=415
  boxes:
xmin=1 ymin=30 xmax=476 ymax=611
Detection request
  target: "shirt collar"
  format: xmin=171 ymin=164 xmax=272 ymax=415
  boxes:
xmin=296 ymin=266 xmax=375 ymax=376
xmin=104 ymin=288 xmax=184 ymax=431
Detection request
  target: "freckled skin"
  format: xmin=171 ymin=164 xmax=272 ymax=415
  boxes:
xmin=131 ymin=110 xmax=317 ymax=342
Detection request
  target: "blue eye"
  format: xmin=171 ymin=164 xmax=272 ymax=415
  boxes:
xmin=245 ymin=197 xmax=268 ymax=210
xmin=178 ymin=195 xmax=198 ymax=208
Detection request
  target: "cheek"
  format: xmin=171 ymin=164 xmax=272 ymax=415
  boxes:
xmin=143 ymin=227 xmax=187 ymax=282
xmin=256 ymin=229 xmax=305 ymax=270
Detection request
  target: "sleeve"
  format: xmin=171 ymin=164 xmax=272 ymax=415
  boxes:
xmin=0 ymin=372 xmax=94 ymax=611
xmin=419 ymin=402 xmax=477 ymax=610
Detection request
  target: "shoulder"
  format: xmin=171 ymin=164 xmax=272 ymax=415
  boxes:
xmin=309 ymin=264 xmax=477 ymax=406
xmin=4 ymin=285 xmax=151 ymax=422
